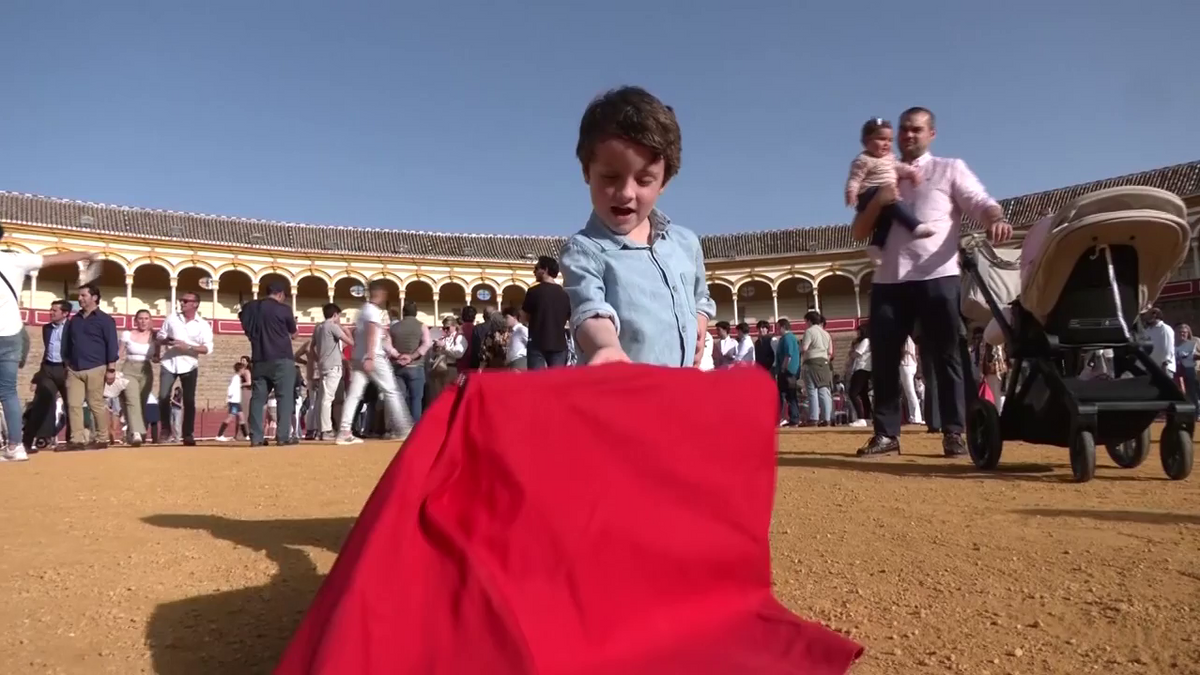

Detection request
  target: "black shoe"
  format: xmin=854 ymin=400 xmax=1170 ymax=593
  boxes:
xmin=942 ymin=432 xmax=967 ymax=457
xmin=278 ymin=439 xmax=300 ymax=446
xmin=857 ymin=435 xmax=901 ymax=457
xmin=59 ymin=442 xmax=87 ymax=452
xmin=249 ymin=439 xmax=269 ymax=448
xmin=87 ymin=441 xmax=109 ymax=451
xmin=182 ymin=437 xmax=197 ymax=447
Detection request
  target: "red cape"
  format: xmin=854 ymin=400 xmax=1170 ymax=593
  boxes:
xmin=276 ymin=364 xmax=862 ymax=674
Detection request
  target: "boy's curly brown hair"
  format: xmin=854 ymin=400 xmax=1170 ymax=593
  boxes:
xmin=576 ymin=86 xmax=681 ymax=183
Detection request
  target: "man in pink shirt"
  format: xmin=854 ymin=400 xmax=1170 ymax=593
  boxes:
xmin=852 ymin=107 xmax=1012 ymax=457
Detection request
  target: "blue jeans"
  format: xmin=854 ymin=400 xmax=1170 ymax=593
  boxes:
xmin=803 ymin=369 xmax=833 ymax=423
xmin=0 ymin=334 xmax=25 ymax=447
xmin=394 ymin=365 xmax=426 ymax=424
xmin=527 ymin=348 xmax=568 ymax=370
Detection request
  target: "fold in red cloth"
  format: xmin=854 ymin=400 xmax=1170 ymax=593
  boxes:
xmin=276 ymin=364 xmax=863 ymax=674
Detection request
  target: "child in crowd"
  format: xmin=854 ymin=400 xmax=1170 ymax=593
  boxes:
xmin=560 ymin=86 xmax=716 ymax=368
xmin=845 ymin=118 xmax=932 ymax=264
xmin=217 ymin=362 xmax=248 ymax=442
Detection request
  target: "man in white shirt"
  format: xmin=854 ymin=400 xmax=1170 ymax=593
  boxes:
xmin=1143 ymin=308 xmax=1176 ymax=377
xmin=851 ymin=107 xmax=1012 ymax=458
xmin=335 ymin=280 xmax=412 ymax=444
xmin=734 ymin=322 xmax=756 ymax=365
xmin=713 ymin=322 xmax=738 ymax=368
xmin=0 ymin=242 xmax=94 ymax=462
xmin=504 ymin=307 xmax=529 ymax=370
xmin=155 ymin=291 xmax=214 ymax=446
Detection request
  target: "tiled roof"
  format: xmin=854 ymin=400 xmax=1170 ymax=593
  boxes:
xmin=2 ymin=160 xmax=1196 ymax=263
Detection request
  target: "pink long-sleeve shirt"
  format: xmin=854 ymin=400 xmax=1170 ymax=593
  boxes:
xmin=875 ymin=153 xmax=1001 ymax=284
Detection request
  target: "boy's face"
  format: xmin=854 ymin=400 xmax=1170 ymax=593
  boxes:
xmin=583 ymin=137 xmax=666 ymax=235
xmin=863 ymin=128 xmax=893 ymax=158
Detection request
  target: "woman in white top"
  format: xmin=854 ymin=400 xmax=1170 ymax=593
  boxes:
xmin=846 ymin=325 xmax=872 ymax=426
xmin=899 ymin=336 xmax=924 ymax=426
xmin=120 ymin=309 xmax=156 ymax=446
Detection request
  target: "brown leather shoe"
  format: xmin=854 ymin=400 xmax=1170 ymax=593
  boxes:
xmin=942 ymin=432 xmax=968 ymax=457
xmin=857 ymin=435 xmax=901 ymax=457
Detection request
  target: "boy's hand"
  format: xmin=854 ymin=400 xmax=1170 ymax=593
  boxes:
xmin=589 ymin=346 xmax=631 ymax=366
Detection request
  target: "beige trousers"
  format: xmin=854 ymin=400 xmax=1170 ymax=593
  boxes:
xmin=121 ymin=360 xmax=154 ymax=436
xmin=67 ymin=365 xmax=109 ymax=444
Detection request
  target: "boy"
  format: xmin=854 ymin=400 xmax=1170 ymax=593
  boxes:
xmin=560 ymin=86 xmax=716 ymax=368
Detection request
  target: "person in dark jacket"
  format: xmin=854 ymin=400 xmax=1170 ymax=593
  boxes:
xmin=62 ymin=284 xmax=118 ymax=450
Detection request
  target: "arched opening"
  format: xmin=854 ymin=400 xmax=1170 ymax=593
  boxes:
xmin=371 ymin=278 xmax=402 ymax=321
xmin=500 ymin=284 xmax=526 ymax=314
xmin=858 ymin=272 xmax=873 ymax=319
xmin=177 ymin=266 xmax=214 ymax=318
xmin=296 ymin=276 xmax=330 ymax=323
xmin=775 ymin=275 xmax=816 ymax=323
xmin=470 ymin=283 xmax=499 ymax=316
xmin=333 ymin=277 xmax=367 ymax=322
xmin=439 ymin=282 xmax=468 ymax=321
xmin=736 ymin=280 xmax=775 ymax=325
xmin=131 ymin=263 xmax=171 ymax=316
xmin=708 ymin=283 xmax=735 ymax=323
xmin=258 ymin=272 xmax=292 ymax=300
xmin=405 ymin=280 xmax=435 ymax=324
xmin=217 ymin=269 xmax=253 ymax=318
xmin=33 ymin=254 xmax=85 ymax=311
xmin=817 ymin=274 xmax=857 ymax=320
xmin=91 ymin=260 xmax=128 ymax=316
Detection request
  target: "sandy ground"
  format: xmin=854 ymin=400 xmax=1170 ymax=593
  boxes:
xmin=0 ymin=429 xmax=1197 ymax=675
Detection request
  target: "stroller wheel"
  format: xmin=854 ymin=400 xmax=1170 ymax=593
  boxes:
xmin=1160 ymin=425 xmax=1193 ymax=481
xmin=1104 ymin=427 xmax=1151 ymax=469
xmin=966 ymin=399 xmax=1003 ymax=470
xmin=1070 ymin=429 xmax=1097 ymax=483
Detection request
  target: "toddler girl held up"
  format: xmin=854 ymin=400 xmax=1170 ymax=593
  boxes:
xmin=845 ymin=117 xmax=932 ymax=264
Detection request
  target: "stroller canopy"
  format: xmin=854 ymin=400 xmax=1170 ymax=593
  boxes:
xmin=1022 ymin=186 xmax=1190 ymax=323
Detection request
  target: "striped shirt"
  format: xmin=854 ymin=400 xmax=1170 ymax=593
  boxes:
xmin=845 ymin=152 xmax=917 ymax=196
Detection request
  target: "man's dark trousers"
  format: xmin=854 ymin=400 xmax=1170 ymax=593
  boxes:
xmin=870 ymin=276 xmax=965 ymax=438
xmin=23 ymin=363 xmax=69 ymax=446
xmin=248 ymin=359 xmax=296 ymax=444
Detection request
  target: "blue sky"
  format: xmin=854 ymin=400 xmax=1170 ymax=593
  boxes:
xmin=1 ymin=0 xmax=1195 ymax=236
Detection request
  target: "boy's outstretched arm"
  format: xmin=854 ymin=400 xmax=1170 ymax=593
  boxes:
xmin=691 ymin=238 xmax=717 ymax=367
xmin=561 ymin=239 xmax=628 ymax=365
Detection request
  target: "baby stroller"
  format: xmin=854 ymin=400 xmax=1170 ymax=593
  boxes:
xmin=960 ymin=186 xmax=1194 ymax=483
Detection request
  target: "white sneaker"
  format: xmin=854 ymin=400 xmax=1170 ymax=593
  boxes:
xmin=335 ymin=434 xmax=364 ymax=446
xmin=216 ymin=436 xmax=229 ymax=442
xmin=865 ymin=245 xmax=883 ymax=265
xmin=849 ymin=419 xmax=868 ymax=428
xmin=0 ymin=446 xmax=30 ymax=462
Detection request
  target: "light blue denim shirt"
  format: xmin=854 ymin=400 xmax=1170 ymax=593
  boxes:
xmin=560 ymin=209 xmax=717 ymax=367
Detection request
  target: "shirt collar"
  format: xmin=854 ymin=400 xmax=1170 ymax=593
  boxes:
xmin=907 ymin=152 xmax=933 ymax=168
xmin=583 ymin=208 xmax=672 ymax=251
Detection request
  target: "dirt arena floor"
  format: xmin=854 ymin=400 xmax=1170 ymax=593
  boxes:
xmin=1 ymin=428 xmax=1198 ymax=675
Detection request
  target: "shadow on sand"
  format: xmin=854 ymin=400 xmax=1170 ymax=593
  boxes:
xmin=141 ymin=514 xmax=354 ymax=675
xmin=776 ymin=452 xmax=1063 ymax=483
xmin=1014 ymin=508 xmax=1200 ymax=526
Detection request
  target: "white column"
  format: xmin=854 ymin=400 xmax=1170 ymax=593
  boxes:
xmin=291 ymin=287 xmax=297 ymax=313
xmin=211 ymin=281 xmax=220 ymax=319
xmin=732 ymin=294 xmax=739 ymax=322
xmin=1192 ymin=240 xmax=1199 ymax=278
xmin=327 ymin=286 xmax=335 ymax=303
xmin=28 ymin=271 xmax=37 ymax=309
xmin=811 ymin=287 xmax=821 ymax=313
xmin=169 ymin=278 xmax=177 ymax=313
xmin=853 ymin=283 xmax=862 ymax=318
xmin=772 ymin=289 xmax=780 ymax=322
xmin=125 ymin=275 xmax=134 ymax=316
xmin=433 ymin=292 xmax=440 ymax=321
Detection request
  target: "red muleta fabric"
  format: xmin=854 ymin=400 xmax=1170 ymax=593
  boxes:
xmin=276 ymin=364 xmax=863 ymax=675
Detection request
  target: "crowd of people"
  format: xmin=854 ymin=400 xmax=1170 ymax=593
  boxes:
xmin=0 ymin=86 xmax=1195 ymax=465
